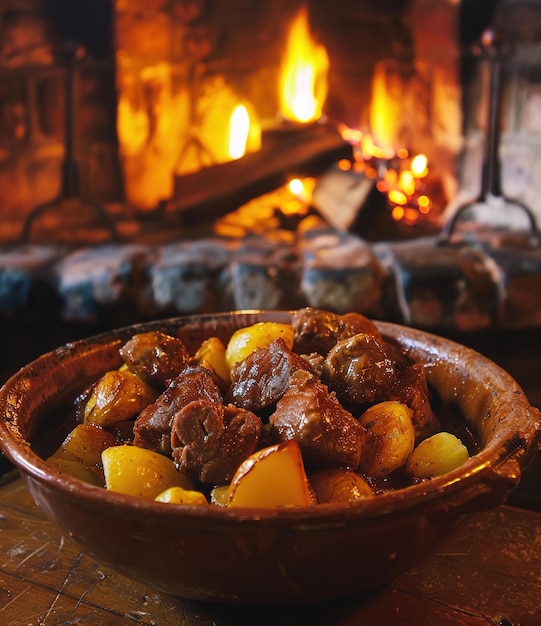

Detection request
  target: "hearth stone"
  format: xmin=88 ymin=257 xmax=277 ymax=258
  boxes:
xmin=2 ymin=223 xmax=540 ymax=338
xmin=384 ymin=237 xmax=501 ymax=332
xmin=299 ymin=228 xmax=383 ymax=316
xmin=229 ymin=238 xmax=302 ymax=311
xmin=51 ymin=244 xmax=149 ymax=322
xmin=486 ymin=244 xmax=541 ymax=329
xmin=0 ymin=245 xmax=65 ymax=317
xmin=142 ymin=239 xmax=234 ymax=317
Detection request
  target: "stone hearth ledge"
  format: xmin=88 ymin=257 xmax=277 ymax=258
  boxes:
xmin=1 ymin=224 xmax=541 ymax=333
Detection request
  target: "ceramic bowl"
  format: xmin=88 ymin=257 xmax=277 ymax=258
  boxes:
xmin=0 ymin=311 xmax=540 ymax=605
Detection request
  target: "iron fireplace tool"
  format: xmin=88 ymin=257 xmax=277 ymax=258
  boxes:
xmin=439 ymin=28 xmax=539 ymax=246
xmin=19 ymin=41 xmax=121 ymax=245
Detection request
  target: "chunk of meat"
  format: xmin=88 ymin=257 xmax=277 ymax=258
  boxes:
xmin=292 ymin=307 xmax=381 ymax=355
xmin=133 ymin=366 xmax=222 ymax=456
xmin=227 ymin=338 xmax=312 ymax=411
xmin=381 ymin=336 xmax=415 ymax=371
xmin=171 ymin=401 xmax=262 ymax=484
xmin=389 ymin=363 xmax=440 ymax=440
xmin=292 ymin=308 xmax=342 ymax=355
xmin=322 ymin=332 xmax=398 ymax=405
xmin=299 ymin=352 xmax=325 ymax=378
xmin=339 ymin=312 xmax=382 ymax=342
xmin=120 ymin=331 xmax=189 ymax=387
xmin=269 ymin=369 xmax=364 ymax=469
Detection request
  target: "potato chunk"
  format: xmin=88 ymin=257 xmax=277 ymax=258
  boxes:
xmin=47 ymin=423 xmax=117 ymax=485
xmin=84 ymin=370 xmax=158 ymax=427
xmin=310 ymin=468 xmax=373 ymax=504
xmin=210 ymin=485 xmax=230 ymax=506
xmin=192 ymin=336 xmax=230 ymax=390
xmin=405 ymin=432 xmax=470 ymax=479
xmin=225 ymin=322 xmax=294 ymax=370
xmin=47 ymin=457 xmax=104 ymax=485
xmin=49 ymin=423 xmax=117 ymax=467
xmin=359 ymin=401 xmax=415 ymax=478
xmin=102 ymin=445 xmax=195 ymax=499
xmin=154 ymin=486 xmax=208 ymax=505
xmin=228 ymin=441 xmax=313 ymax=508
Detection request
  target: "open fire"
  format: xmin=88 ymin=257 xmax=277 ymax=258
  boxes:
xmin=278 ymin=6 xmax=328 ymax=125
xmin=160 ymin=3 xmax=440 ymax=232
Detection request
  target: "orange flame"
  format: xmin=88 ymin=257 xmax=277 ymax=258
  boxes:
xmin=369 ymin=60 xmax=402 ymax=148
xmin=279 ymin=6 xmax=329 ymax=123
xmin=228 ymin=104 xmax=250 ymax=160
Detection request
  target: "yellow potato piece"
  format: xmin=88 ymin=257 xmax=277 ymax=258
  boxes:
xmin=102 ymin=445 xmax=195 ymax=500
xmin=84 ymin=369 xmax=158 ymax=427
xmin=225 ymin=322 xmax=295 ymax=370
xmin=47 ymin=423 xmax=117 ymax=485
xmin=49 ymin=423 xmax=117 ymax=468
xmin=193 ymin=336 xmax=230 ymax=385
xmin=359 ymin=401 xmax=416 ymax=478
xmin=310 ymin=468 xmax=373 ymax=504
xmin=154 ymin=486 xmax=208 ymax=505
xmin=405 ymin=431 xmax=470 ymax=479
xmin=47 ymin=456 xmax=104 ymax=486
xmin=210 ymin=484 xmax=230 ymax=507
xmin=228 ymin=440 xmax=313 ymax=508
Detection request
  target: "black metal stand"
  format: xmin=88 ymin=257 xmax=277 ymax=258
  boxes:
xmin=19 ymin=42 xmax=121 ymax=244
xmin=439 ymin=29 xmax=539 ymax=245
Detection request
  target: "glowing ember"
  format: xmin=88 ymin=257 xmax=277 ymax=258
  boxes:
xmin=279 ymin=6 xmax=329 ymax=123
xmin=288 ymin=178 xmax=304 ymax=195
xmin=411 ymin=154 xmax=428 ymax=178
xmin=359 ymin=134 xmax=394 ymax=161
xmin=340 ymin=123 xmax=436 ymax=226
xmin=398 ymin=170 xmax=415 ymax=196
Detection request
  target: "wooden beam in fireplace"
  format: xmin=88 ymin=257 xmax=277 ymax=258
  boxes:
xmin=165 ymin=122 xmax=352 ymax=226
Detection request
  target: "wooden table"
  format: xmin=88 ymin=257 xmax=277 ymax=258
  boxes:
xmin=0 ymin=474 xmax=540 ymax=625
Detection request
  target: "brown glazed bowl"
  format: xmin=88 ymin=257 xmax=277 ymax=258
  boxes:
xmin=0 ymin=311 xmax=540 ymax=605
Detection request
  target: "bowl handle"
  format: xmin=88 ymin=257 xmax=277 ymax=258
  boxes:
xmin=456 ymin=458 xmax=522 ymax=514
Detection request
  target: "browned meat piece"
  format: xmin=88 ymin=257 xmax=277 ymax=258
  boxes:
xmin=171 ymin=401 xmax=262 ymax=484
xmin=120 ymin=331 xmax=189 ymax=387
xmin=389 ymin=363 xmax=440 ymax=440
xmin=269 ymin=369 xmax=364 ymax=469
xmin=227 ymin=338 xmax=312 ymax=411
xmin=381 ymin=336 xmax=414 ymax=371
xmin=339 ymin=312 xmax=382 ymax=341
xmin=292 ymin=307 xmax=342 ymax=354
xmin=322 ymin=333 xmax=398 ymax=405
xmin=300 ymin=352 xmax=325 ymax=378
xmin=133 ymin=366 xmax=222 ymax=455
xmin=292 ymin=307 xmax=381 ymax=355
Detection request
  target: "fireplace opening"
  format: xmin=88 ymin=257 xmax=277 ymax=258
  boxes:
xmin=1 ymin=0 xmax=540 ymax=246
xmin=0 ymin=0 xmax=471 ymax=244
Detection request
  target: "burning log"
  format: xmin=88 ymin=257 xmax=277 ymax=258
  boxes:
xmin=165 ymin=121 xmax=352 ymax=226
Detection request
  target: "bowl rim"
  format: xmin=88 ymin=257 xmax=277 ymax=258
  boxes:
xmin=1 ymin=309 xmax=540 ymax=525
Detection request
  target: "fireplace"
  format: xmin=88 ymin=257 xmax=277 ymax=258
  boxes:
xmin=1 ymin=0 xmax=541 ymax=388
xmin=0 ymin=0 xmax=468 ymax=238
xmin=0 ymin=0 xmax=539 ymax=240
